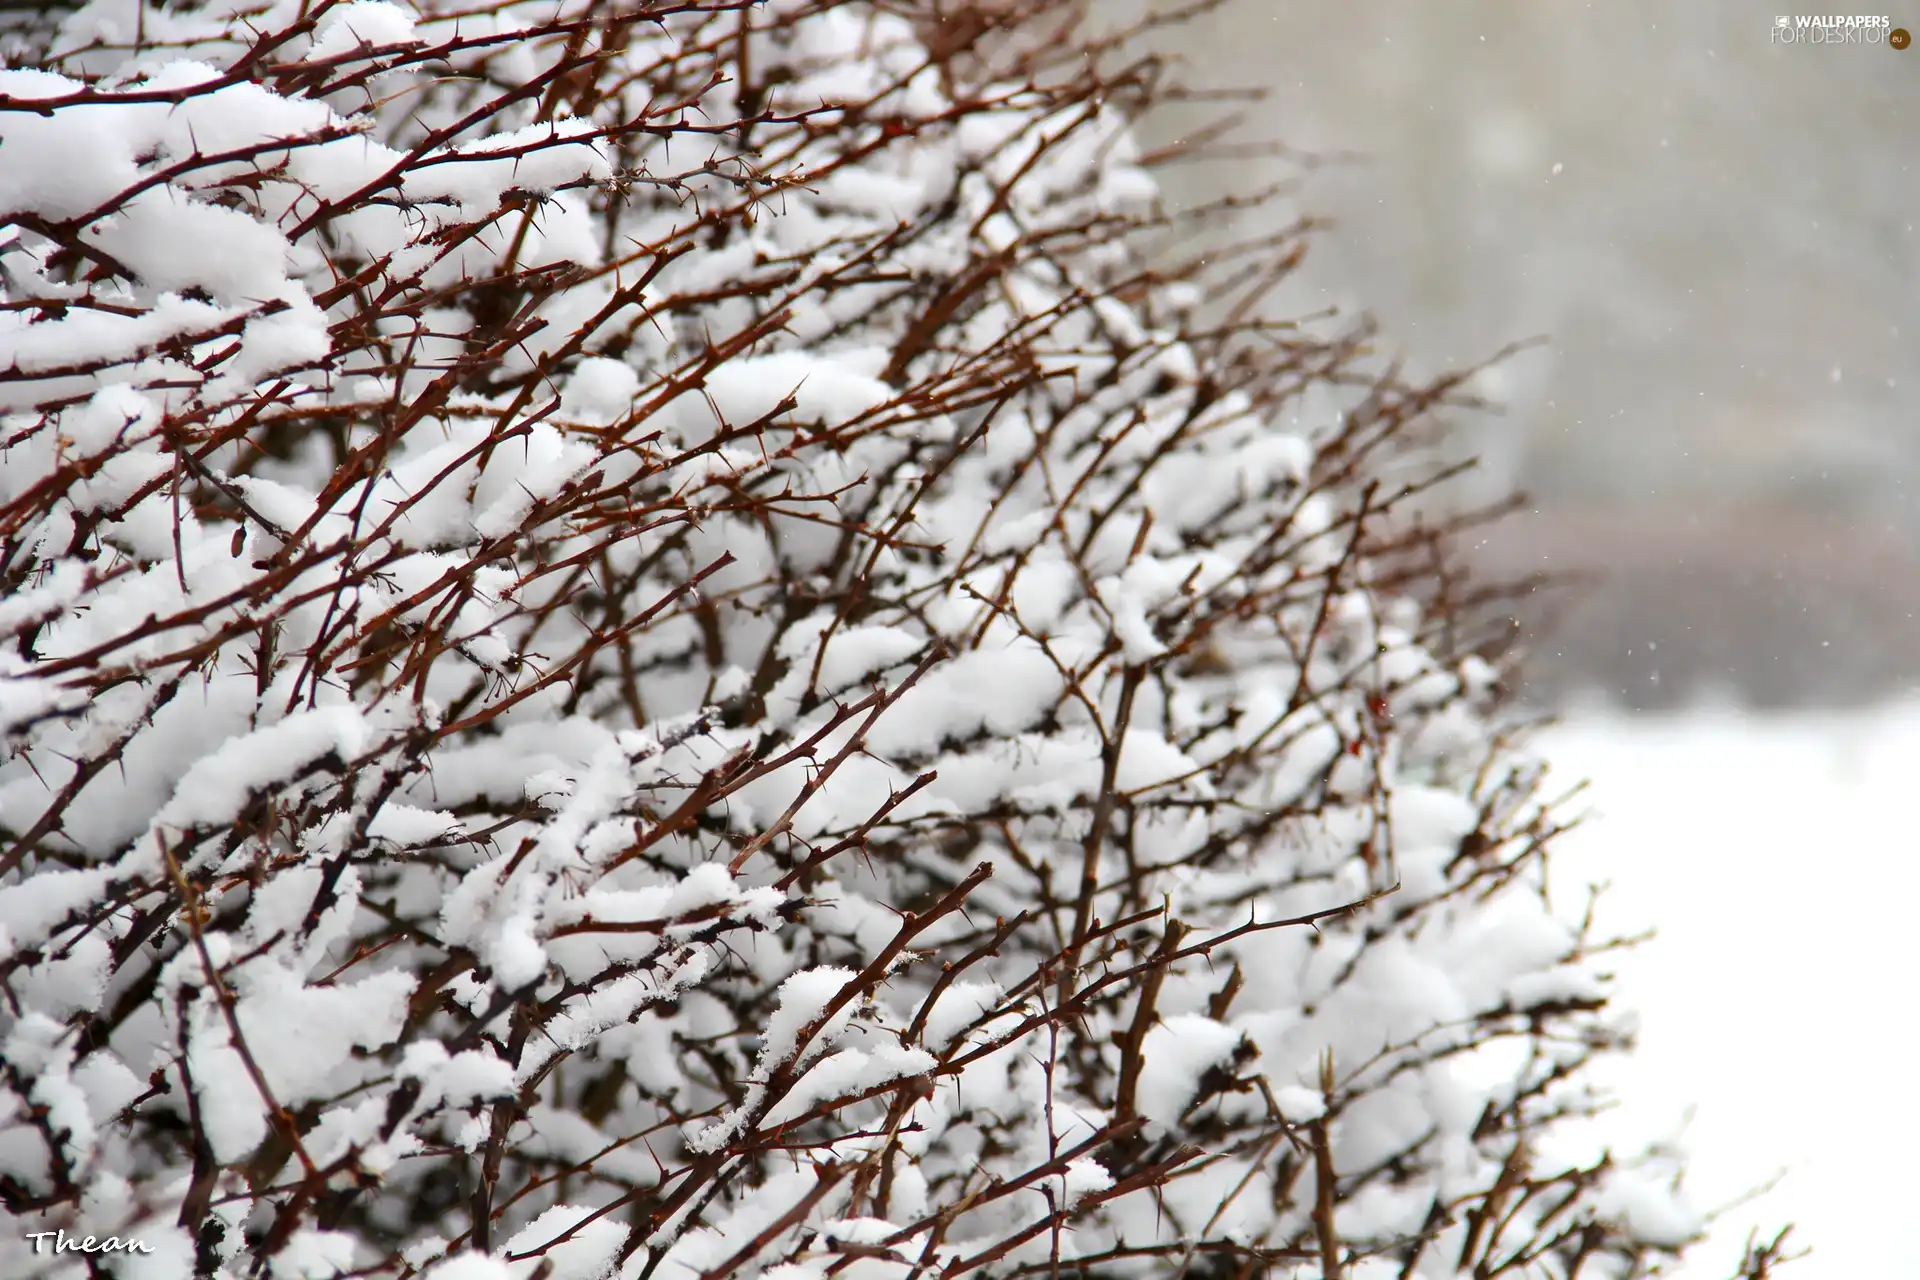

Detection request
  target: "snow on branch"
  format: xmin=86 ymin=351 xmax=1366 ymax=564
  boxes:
xmin=0 ymin=1 xmax=1731 ymax=1277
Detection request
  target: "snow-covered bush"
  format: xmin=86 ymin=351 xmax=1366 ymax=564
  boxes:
xmin=0 ymin=2 xmax=1773 ymax=1277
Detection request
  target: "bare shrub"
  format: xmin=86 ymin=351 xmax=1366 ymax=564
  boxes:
xmin=0 ymin=2 xmax=1778 ymax=1278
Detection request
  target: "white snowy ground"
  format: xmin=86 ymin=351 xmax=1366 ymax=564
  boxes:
xmin=1538 ymin=702 xmax=1920 ymax=1278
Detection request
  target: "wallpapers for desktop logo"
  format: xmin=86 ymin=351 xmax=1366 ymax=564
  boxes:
xmin=1771 ymin=14 xmax=1909 ymax=46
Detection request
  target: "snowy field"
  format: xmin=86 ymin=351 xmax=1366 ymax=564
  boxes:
xmin=1539 ymin=703 xmax=1920 ymax=1278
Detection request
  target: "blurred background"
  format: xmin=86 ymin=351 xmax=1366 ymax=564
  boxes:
xmin=1107 ymin=0 xmax=1919 ymax=712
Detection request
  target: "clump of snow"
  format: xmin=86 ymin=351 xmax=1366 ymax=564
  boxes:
xmin=758 ymin=967 xmax=859 ymax=1075
xmin=1135 ymin=1015 xmax=1249 ymax=1127
xmin=1274 ymin=1085 xmax=1327 ymax=1124
xmin=307 ymin=1 xmax=421 ymax=63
